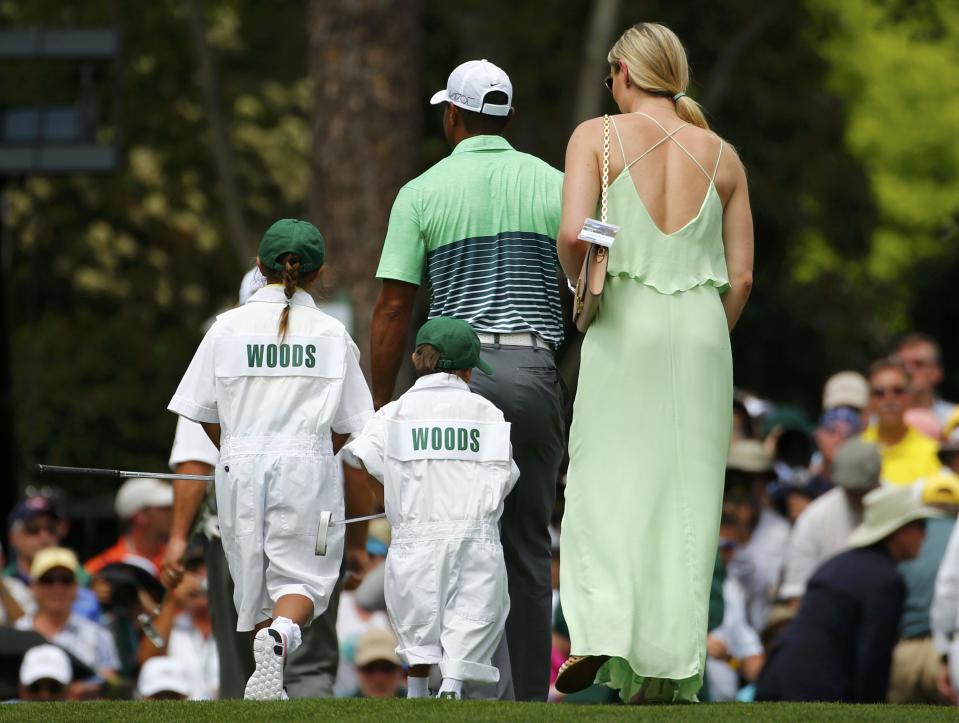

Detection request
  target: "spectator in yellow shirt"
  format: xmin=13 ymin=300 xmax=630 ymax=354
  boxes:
xmin=861 ymin=358 xmax=941 ymax=485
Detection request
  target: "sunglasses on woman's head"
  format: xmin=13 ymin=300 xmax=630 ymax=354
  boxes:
xmin=38 ymin=572 xmax=76 ymax=586
xmin=604 ymin=61 xmax=623 ymax=93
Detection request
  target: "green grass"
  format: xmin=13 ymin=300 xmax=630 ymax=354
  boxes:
xmin=0 ymin=700 xmax=952 ymax=722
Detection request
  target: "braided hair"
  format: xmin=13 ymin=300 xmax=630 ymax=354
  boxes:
xmin=277 ymin=253 xmax=301 ymax=342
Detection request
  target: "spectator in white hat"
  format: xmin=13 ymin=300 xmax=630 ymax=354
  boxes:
xmin=85 ymin=478 xmax=173 ymax=579
xmin=756 ymin=484 xmax=945 ymax=703
xmin=18 ymin=644 xmax=72 ymax=702
xmin=137 ymin=656 xmax=191 ymax=700
xmin=822 ymin=371 xmax=870 ymax=413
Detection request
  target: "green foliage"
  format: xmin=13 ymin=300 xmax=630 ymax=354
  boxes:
xmin=1 ymin=0 xmax=310 ymax=493
xmin=804 ymin=0 xmax=959 ymax=390
xmin=3 ymin=0 xmax=959 ymax=506
xmin=808 ymin=0 xmax=959 ymax=283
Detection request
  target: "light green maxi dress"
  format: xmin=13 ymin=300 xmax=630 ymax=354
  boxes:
xmin=560 ymin=120 xmax=733 ymax=702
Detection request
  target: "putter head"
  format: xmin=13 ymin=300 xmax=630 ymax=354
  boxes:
xmin=315 ymin=510 xmax=333 ymax=556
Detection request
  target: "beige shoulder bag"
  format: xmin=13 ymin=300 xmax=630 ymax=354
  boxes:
xmin=572 ymin=114 xmax=617 ymax=333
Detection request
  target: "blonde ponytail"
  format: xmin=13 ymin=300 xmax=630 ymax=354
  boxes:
xmin=608 ymin=22 xmax=709 ymax=130
xmin=674 ymin=94 xmax=708 ymax=130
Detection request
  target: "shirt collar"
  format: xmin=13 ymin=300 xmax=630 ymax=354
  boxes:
xmin=248 ymin=284 xmax=317 ymax=309
xmin=410 ymin=373 xmax=471 ymax=392
xmin=862 ymin=424 xmax=920 ymax=448
xmin=451 ymin=134 xmax=513 ymax=156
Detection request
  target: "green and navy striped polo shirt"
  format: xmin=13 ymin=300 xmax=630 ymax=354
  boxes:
xmin=376 ymin=135 xmax=564 ymax=345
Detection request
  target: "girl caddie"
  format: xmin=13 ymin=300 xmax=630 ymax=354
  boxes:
xmin=168 ymin=218 xmax=374 ymax=700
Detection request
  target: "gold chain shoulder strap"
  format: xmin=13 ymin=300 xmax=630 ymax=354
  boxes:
xmin=601 ymin=114 xmax=610 ymax=224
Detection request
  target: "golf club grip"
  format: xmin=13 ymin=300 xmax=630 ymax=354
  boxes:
xmin=37 ymin=464 xmax=121 ymax=478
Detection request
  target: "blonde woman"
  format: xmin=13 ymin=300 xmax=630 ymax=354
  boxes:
xmin=556 ymin=23 xmax=754 ymax=702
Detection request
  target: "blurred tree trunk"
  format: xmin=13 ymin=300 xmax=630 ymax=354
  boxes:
xmin=702 ymin=2 xmax=783 ymax=111
xmin=571 ymin=0 xmax=621 ymax=125
xmin=186 ymin=0 xmax=250 ymax=269
xmin=308 ymin=0 xmax=420 ymax=370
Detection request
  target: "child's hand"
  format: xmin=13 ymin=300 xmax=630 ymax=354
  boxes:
xmin=343 ymin=547 xmax=370 ymax=591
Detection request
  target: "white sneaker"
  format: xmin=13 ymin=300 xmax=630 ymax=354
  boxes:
xmin=244 ymin=628 xmax=286 ymax=700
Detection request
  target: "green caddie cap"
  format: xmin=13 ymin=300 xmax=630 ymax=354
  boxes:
xmin=416 ymin=317 xmax=493 ymax=375
xmin=258 ymin=219 xmax=325 ymax=274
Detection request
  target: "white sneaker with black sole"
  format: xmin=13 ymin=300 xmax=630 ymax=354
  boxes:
xmin=244 ymin=628 xmax=286 ymax=700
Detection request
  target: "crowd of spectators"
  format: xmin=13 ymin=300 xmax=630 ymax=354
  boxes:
xmin=681 ymin=333 xmax=959 ymax=705
xmin=3 ymin=332 xmax=959 ymax=705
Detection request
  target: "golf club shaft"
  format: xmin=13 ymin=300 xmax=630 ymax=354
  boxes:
xmin=331 ymin=512 xmax=387 ymax=526
xmin=37 ymin=464 xmax=213 ymax=482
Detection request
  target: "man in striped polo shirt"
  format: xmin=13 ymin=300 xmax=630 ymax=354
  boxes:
xmin=371 ymin=59 xmax=564 ymax=702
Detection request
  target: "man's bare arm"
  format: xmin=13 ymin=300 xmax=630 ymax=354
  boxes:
xmin=370 ymin=279 xmax=418 ymax=410
xmin=161 ymin=460 xmax=212 ymax=589
xmin=201 ymin=422 xmax=221 ymax=449
xmin=340 ymin=448 xmax=378 ymax=591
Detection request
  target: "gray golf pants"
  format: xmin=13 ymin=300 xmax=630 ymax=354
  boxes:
xmin=469 ymin=344 xmax=566 ymax=702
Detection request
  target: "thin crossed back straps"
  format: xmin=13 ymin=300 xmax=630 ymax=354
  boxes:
xmin=610 ymin=112 xmax=724 ymax=182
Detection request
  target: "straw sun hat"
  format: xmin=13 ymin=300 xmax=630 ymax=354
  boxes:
xmin=848 ymin=484 xmax=946 ymax=549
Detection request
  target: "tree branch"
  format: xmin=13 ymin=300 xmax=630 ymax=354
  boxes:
xmin=702 ymin=3 xmax=783 ymax=111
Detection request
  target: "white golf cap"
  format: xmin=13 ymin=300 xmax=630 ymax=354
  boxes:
xmin=430 ymin=59 xmax=513 ymax=117
xmin=238 ymin=265 xmax=266 ymax=305
xmin=822 ymin=371 xmax=869 ymax=410
xmin=115 ymin=478 xmax=174 ymax=518
xmin=20 ymin=644 xmax=72 ymax=686
xmin=137 ymin=656 xmax=191 ymax=698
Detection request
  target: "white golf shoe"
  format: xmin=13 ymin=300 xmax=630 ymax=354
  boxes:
xmin=244 ymin=628 xmax=286 ymax=700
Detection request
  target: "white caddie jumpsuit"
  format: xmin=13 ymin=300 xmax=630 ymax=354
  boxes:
xmin=343 ymin=373 xmax=519 ymax=685
xmin=169 ymin=285 xmax=373 ymax=631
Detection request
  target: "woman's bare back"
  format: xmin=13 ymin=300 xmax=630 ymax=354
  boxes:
xmin=603 ymin=111 xmax=731 ymax=235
